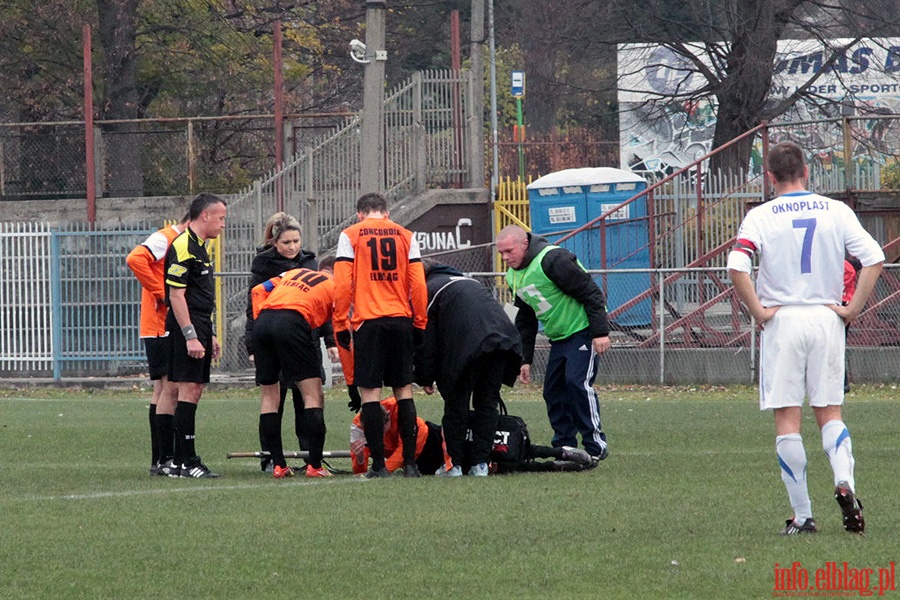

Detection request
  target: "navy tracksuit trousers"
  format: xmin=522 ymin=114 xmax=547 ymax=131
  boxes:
xmin=543 ymin=328 xmax=607 ymax=457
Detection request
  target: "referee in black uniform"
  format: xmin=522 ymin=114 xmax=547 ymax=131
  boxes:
xmin=162 ymin=193 xmax=227 ymax=479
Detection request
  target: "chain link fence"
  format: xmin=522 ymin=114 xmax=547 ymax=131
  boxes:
xmin=424 ymin=244 xmax=900 ymax=385
xmin=0 ymin=123 xmax=86 ymax=200
xmin=0 ymin=115 xmax=350 ymax=201
xmin=1 ymin=222 xmax=897 ymax=384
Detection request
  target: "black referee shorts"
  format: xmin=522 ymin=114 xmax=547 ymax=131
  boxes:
xmin=167 ymin=315 xmax=213 ymax=384
xmin=352 ymin=317 xmax=414 ymax=389
xmin=253 ymin=309 xmax=321 ymax=386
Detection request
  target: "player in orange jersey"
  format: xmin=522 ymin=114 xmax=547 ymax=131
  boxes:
xmin=250 ymin=257 xmax=337 ymax=479
xmin=126 ymin=212 xmax=188 ymax=475
xmin=244 ymin=212 xmax=339 ymax=473
xmin=333 ymin=193 xmax=428 ymax=478
xmin=349 ymin=397 xmax=450 ymax=476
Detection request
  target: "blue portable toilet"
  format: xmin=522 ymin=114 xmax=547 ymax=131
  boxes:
xmin=526 ymin=167 xmax=652 ymax=327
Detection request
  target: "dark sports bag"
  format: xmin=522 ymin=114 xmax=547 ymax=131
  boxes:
xmin=465 ymin=399 xmax=530 ymax=467
xmin=490 ymin=399 xmax=530 ymax=464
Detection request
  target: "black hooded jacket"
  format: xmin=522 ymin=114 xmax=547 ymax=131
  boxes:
xmin=414 ymin=264 xmax=523 ymax=390
xmin=511 ymin=233 xmax=609 ymax=364
xmin=243 ymin=245 xmax=334 ymax=355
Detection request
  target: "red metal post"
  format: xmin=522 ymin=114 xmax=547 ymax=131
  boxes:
xmin=647 ymin=187 xmax=657 ymax=332
xmin=273 ymin=20 xmax=285 ymax=211
xmin=83 ymin=24 xmax=96 ymax=225
xmin=450 ymin=11 xmax=463 ymax=188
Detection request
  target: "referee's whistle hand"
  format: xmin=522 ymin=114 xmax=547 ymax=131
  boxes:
xmin=186 ymin=338 xmax=205 ymax=359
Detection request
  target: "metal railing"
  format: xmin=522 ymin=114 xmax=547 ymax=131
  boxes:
xmin=226 ymin=69 xmax=476 ymax=253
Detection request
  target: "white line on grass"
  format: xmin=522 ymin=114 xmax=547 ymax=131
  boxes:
xmin=21 ymin=476 xmax=365 ymax=502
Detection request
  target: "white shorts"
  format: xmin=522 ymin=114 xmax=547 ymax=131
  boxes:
xmin=759 ymin=305 xmax=845 ymax=410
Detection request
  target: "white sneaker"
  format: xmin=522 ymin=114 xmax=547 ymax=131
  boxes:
xmin=435 ymin=464 xmax=462 ymax=477
xmin=468 ymin=462 xmax=489 ymax=477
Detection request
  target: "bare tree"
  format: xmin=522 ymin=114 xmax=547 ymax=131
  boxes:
xmin=96 ymin=0 xmax=143 ymax=196
xmin=602 ymin=0 xmax=900 ymax=174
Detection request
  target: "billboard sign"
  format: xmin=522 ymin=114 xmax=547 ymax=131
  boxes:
xmin=618 ymin=38 xmax=900 ymax=175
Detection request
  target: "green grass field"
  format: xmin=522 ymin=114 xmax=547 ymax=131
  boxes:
xmin=2 ymin=383 xmax=898 ymax=599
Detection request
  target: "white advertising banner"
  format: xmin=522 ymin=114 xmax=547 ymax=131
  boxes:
xmin=618 ymin=38 xmax=900 ymax=102
xmin=617 ymin=38 xmax=900 ymax=174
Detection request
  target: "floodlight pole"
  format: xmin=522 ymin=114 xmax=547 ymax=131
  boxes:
xmin=360 ymin=0 xmax=387 ymax=194
xmin=469 ymin=0 xmax=485 ymax=189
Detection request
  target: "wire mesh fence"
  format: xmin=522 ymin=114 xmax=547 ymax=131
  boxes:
xmin=0 ymin=123 xmax=86 ymax=200
xmin=1 ymin=222 xmax=897 ymax=385
xmin=0 ymin=115 xmax=348 ymax=202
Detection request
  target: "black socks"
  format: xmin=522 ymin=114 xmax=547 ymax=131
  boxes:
xmin=361 ymin=402 xmax=386 ymax=471
xmin=174 ymin=401 xmax=197 ymax=464
xmin=397 ymin=398 xmax=418 ymax=465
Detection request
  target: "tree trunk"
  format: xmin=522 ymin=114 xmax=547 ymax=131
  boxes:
xmin=96 ymin=0 xmax=144 ymax=197
xmin=709 ymin=0 xmax=783 ymax=177
xmin=520 ymin=0 xmax=560 ymax=134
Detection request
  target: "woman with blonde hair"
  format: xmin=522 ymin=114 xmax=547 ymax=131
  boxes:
xmin=244 ymin=212 xmax=338 ymax=472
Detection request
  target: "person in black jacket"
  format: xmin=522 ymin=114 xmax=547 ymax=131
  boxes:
xmin=244 ymin=212 xmax=338 ymax=472
xmin=413 ymin=262 xmax=523 ymax=477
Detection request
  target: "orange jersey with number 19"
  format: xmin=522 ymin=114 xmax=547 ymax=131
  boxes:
xmin=333 ymin=216 xmax=427 ymax=330
xmin=251 ymin=268 xmax=335 ymax=330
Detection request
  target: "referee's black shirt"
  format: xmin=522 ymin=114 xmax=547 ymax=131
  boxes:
xmin=164 ymin=227 xmax=215 ymax=318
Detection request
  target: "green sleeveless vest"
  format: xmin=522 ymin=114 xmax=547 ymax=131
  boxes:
xmin=506 ymin=245 xmax=589 ymax=341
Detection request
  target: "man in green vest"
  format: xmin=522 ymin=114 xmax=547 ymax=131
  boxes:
xmin=496 ymin=225 xmax=611 ymax=464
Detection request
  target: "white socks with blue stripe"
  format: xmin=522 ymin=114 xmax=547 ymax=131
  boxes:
xmin=776 ymin=433 xmax=812 ymax=522
xmin=821 ymin=419 xmax=855 ymax=491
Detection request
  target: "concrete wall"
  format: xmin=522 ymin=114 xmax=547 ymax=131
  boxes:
xmin=1 ymin=196 xmax=200 ymax=227
xmin=0 ymin=188 xmax=488 ymax=232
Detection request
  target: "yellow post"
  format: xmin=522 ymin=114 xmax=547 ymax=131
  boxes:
xmin=492 ymin=175 xmax=534 ymax=302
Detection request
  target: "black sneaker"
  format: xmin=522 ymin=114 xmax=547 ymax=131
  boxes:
xmin=835 ymin=482 xmax=865 ymax=534
xmin=402 ymin=464 xmax=422 ymax=478
xmin=180 ymin=457 xmax=220 ymax=479
xmin=158 ymin=458 xmax=181 ymax=478
xmin=781 ymin=517 xmax=818 ymax=535
xmin=362 ymin=466 xmax=391 ymax=479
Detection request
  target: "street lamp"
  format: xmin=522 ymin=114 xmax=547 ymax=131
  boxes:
xmin=489 ymin=0 xmax=499 ymax=200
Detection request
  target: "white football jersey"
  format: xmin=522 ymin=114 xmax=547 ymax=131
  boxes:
xmin=727 ymin=191 xmax=884 ymax=306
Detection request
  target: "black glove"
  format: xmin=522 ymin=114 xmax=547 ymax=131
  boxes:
xmin=413 ymin=327 xmax=425 ymax=349
xmin=336 ymin=329 xmax=352 ymax=351
xmin=347 ymin=384 xmax=362 ymax=413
